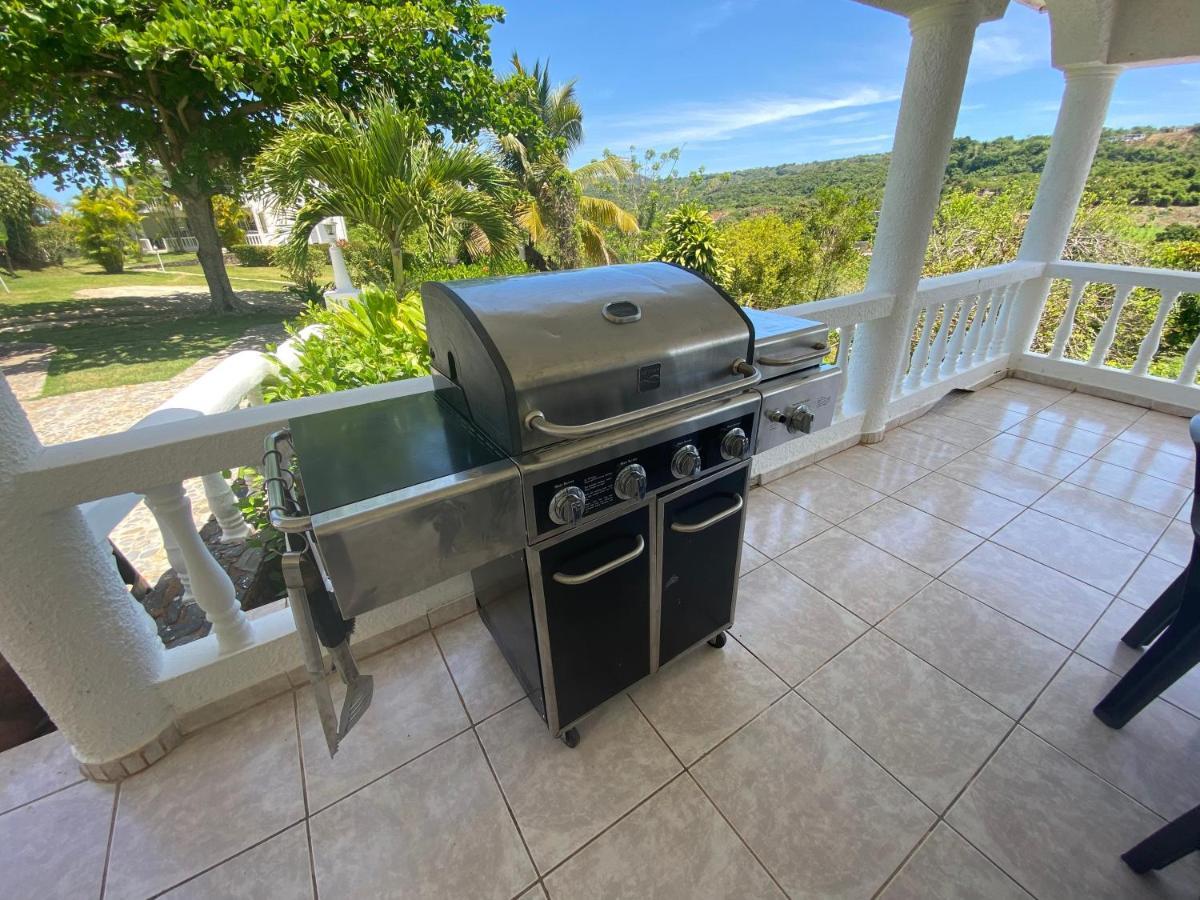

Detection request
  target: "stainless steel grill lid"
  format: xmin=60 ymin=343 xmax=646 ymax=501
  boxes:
xmin=742 ymin=307 xmax=830 ymax=379
xmin=421 ymin=262 xmax=755 ymax=456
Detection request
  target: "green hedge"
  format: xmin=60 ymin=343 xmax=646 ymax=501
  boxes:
xmin=229 ymin=243 xmax=275 ymax=267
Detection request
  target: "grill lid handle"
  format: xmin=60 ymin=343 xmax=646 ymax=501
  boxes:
xmin=757 ymin=345 xmax=828 ymax=367
xmin=526 ymin=359 xmax=761 ymax=440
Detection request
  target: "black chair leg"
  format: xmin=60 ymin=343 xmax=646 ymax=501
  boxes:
xmin=1094 ymin=609 xmax=1200 ymax=728
xmin=1123 ymin=567 xmax=1188 ymax=648
xmin=1123 ymin=804 xmax=1200 ymax=874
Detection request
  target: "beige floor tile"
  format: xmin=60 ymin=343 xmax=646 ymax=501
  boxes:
xmin=742 ymin=488 xmax=831 ymax=558
xmin=976 ymin=433 xmax=1088 ymax=479
xmin=841 ymin=497 xmax=982 ymax=576
xmin=1023 ymin=655 xmax=1200 ymax=820
xmin=948 ymin=727 xmax=1200 ymax=900
xmin=877 ymin=823 xmax=1029 ymax=900
xmin=1077 ymin=600 xmax=1200 ymax=718
xmin=938 ymin=450 xmax=1058 ymax=505
xmin=894 ymin=472 xmax=1024 ymax=537
xmin=817 ymin=444 xmax=930 ymax=494
xmin=1121 ymin=554 xmax=1184 ymax=609
xmin=630 ymin=637 xmax=786 ymax=765
xmin=875 ymin=427 xmax=967 ymax=469
xmin=298 ymin=632 xmax=468 ymax=813
xmin=1031 ymin=402 xmax=1132 ymax=438
xmin=1034 ymin=482 xmax=1172 ymax=551
xmin=898 ymin=411 xmax=1001 ymax=450
xmin=1094 ymin=439 xmax=1194 ymax=486
xmin=766 ymin=465 xmax=884 ymax=523
xmin=520 ymin=886 xmax=548 ymax=900
xmin=0 ymin=729 xmax=82 ymax=815
xmin=435 ymin=611 xmax=525 ymax=723
xmin=107 ymin=694 xmax=304 ymax=900
xmin=739 ymin=542 xmax=769 ymax=576
xmin=989 ymin=378 xmax=1072 ymax=404
xmin=543 ymin=775 xmax=784 ymax=900
xmin=310 ymin=731 xmax=535 ymax=899
xmin=477 ymin=694 xmax=680 ymax=873
xmin=992 ymin=509 xmax=1143 ymax=594
xmin=1051 ymin=392 xmax=1145 ymax=424
xmin=942 ymin=541 xmax=1110 ymax=646
xmin=935 ymin=395 xmax=1028 ymax=430
xmin=1151 ymin=518 xmax=1193 ymax=565
xmin=777 ymin=527 xmax=930 ymax=624
xmin=1006 ymin=417 xmax=1115 ymax=456
xmin=0 ymin=780 xmax=113 ymax=900
xmin=163 ymin=823 xmax=313 ymax=899
xmin=1065 ymin=457 xmax=1192 ymax=514
xmin=972 ymin=385 xmax=1058 ymax=414
xmin=693 ymin=694 xmax=934 ymax=900
xmin=1177 ymin=493 xmax=1193 ymax=520
xmin=880 ymin=581 xmax=1068 ymax=718
xmin=1118 ymin=410 xmax=1194 ymax=459
xmin=731 ymin=563 xmax=868 ymax=685
xmin=799 ymin=631 xmax=1011 ymax=812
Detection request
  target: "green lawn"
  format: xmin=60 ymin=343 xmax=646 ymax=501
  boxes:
xmin=0 ymin=257 xmax=313 ymax=396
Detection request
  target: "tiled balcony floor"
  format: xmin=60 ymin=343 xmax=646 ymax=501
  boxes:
xmin=4 ymin=377 xmax=1200 ymax=898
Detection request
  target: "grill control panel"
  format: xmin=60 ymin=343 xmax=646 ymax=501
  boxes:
xmin=531 ymin=412 xmax=756 ymax=536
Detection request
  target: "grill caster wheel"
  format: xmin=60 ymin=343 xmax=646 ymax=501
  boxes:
xmin=708 ymin=632 xmax=728 ymax=649
xmin=561 ymin=727 xmax=580 ymax=749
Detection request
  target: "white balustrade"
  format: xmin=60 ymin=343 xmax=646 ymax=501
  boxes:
xmin=1133 ymin=290 xmax=1181 ymax=377
xmin=1087 ymin=283 xmax=1134 ymax=366
xmin=200 ymin=472 xmax=253 ymax=542
xmin=1049 ymin=279 xmax=1088 ymax=359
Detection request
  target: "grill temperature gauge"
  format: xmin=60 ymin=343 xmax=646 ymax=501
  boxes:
xmin=548 ymin=486 xmax=587 ymax=526
xmin=614 ymin=463 xmax=647 ymax=501
xmin=670 ymin=444 xmax=702 ymax=479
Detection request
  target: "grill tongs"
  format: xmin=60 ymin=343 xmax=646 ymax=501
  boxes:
xmin=263 ymin=429 xmax=373 ymax=757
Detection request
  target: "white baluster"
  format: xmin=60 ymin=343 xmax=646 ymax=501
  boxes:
xmin=987 ymin=284 xmax=1016 ymax=357
xmin=945 ymin=294 xmax=974 ymax=374
xmin=1088 ymin=283 xmax=1133 ymax=367
xmin=200 ymin=472 xmax=254 ymax=542
xmin=143 ymin=482 xmax=254 ymax=653
xmin=922 ymin=303 xmax=952 ymax=382
xmin=1049 ymin=280 xmax=1088 ymax=359
xmin=1132 ymin=290 xmax=1180 ymax=378
xmin=1176 ymin=332 xmax=1200 ymax=385
xmin=947 ymin=294 xmax=978 ymax=374
xmin=145 ymin=501 xmax=193 ymax=603
xmin=893 ymin=305 xmax=923 ymax=397
xmin=904 ymin=305 xmax=937 ymax=391
xmin=834 ymin=323 xmax=855 ymax=418
xmin=961 ymin=289 xmax=990 ymax=368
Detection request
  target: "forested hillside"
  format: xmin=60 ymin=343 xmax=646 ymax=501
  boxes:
xmin=697 ymin=125 xmax=1200 ymax=219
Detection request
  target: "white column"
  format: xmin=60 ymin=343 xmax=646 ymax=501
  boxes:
xmin=1006 ymin=64 xmax=1122 ymax=355
xmin=147 ymin=500 xmax=194 ymax=603
xmin=143 ymin=482 xmax=255 ymax=653
xmin=200 ymin=472 xmax=254 ymax=542
xmin=844 ymin=0 xmax=991 ymax=439
xmin=0 ymin=374 xmax=175 ymax=775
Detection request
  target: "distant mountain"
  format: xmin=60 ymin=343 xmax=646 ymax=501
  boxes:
xmin=693 ymin=125 xmax=1200 ymax=219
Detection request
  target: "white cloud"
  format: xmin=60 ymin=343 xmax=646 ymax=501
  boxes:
xmin=827 ymin=133 xmax=892 ymax=147
xmin=970 ymin=33 xmax=1047 ymax=79
xmin=596 ymin=86 xmax=900 ymax=147
xmin=690 ymin=0 xmax=759 ymax=35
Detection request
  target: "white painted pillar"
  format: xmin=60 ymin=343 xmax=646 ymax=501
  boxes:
xmin=143 ymin=482 xmax=255 ymax=653
xmin=320 ymin=220 xmax=360 ymax=306
xmin=200 ymin=472 xmax=254 ymax=542
xmin=0 ymin=374 xmax=176 ymax=777
xmin=844 ymin=0 xmax=992 ymax=439
xmin=1006 ymin=63 xmax=1122 ymax=356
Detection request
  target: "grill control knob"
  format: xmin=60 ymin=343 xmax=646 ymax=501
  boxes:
xmin=549 ymin=486 xmax=587 ymax=526
xmin=670 ymin=444 xmax=702 ymax=480
xmin=720 ymin=427 xmax=750 ymax=460
xmin=768 ymin=404 xmax=815 ymax=435
xmin=614 ymin=463 xmax=647 ymax=501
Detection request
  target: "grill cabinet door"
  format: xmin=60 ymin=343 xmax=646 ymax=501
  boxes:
xmin=537 ymin=506 xmax=652 ymax=730
xmin=658 ymin=464 xmax=749 ymax=667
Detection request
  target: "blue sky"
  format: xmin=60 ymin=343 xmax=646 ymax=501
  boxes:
xmin=33 ymin=0 xmax=1199 ymax=201
xmin=489 ymin=0 xmax=1199 ymax=174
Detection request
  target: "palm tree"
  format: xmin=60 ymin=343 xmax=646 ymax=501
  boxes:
xmin=499 ymin=56 xmax=637 ymax=269
xmin=254 ymin=93 xmax=518 ymax=294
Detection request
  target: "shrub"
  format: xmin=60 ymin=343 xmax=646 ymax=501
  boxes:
xmin=230 ymin=243 xmax=274 ymax=266
xmin=339 ymin=238 xmax=392 ymax=288
xmin=211 ymin=195 xmax=247 ymax=247
xmin=264 ymin=285 xmax=430 ymax=401
xmin=31 ymin=219 xmax=76 ymax=265
xmin=75 ymin=188 xmax=139 ymax=273
xmin=272 ymin=242 xmax=325 ymax=284
xmin=652 ymin=202 xmax=726 ymax=285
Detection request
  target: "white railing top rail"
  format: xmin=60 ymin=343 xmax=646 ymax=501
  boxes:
xmin=914 ymin=260 xmax=1045 ymax=306
xmin=770 ymin=287 xmax=894 ymax=329
xmin=1045 ymin=260 xmax=1200 ymax=294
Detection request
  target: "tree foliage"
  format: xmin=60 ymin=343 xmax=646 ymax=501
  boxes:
xmin=653 ymin=202 xmax=725 ymax=284
xmin=74 ymin=188 xmax=140 ymax=273
xmin=0 ymin=166 xmax=51 ymax=268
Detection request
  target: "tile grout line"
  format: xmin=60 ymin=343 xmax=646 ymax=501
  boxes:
xmin=97 ymin=781 xmax=119 ymax=900
xmin=0 ymin=774 xmax=87 ymax=820
xmin=292 ymin=690 xmax=320 ymax=900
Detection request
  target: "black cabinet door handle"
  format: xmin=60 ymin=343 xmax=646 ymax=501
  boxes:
xmin=552 ymin=535 xmax=646 ymax=585
xmin=670 ymin=494 xmax=745 ymax=534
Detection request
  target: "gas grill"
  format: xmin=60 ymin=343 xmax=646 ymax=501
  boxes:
xmin=263 ymin=262 xmax=841 ymax=754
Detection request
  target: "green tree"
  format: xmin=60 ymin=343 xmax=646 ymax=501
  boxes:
xmin=498 ymin=56 xmax=637 ymax=269
xmin=75 ymin=188 xmax=140 ymax=273
xmin=211 ymin=196 xmax=247 ymax=248
xmin=254 ymin=93 xmax=518 ymax=294
xmin=0 ymin=0 xmax=530 ymax=313
xmin=722 ymin=215 xmax=815 ymax=308
xmin=653 ymin=202 xmax=725 ymax=284
xmin=0 ymin=166 xmax=51 ymax=268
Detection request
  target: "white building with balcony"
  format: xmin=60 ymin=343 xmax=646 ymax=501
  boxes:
xmin=1 ymin=0 xmax=1199 ymax=896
